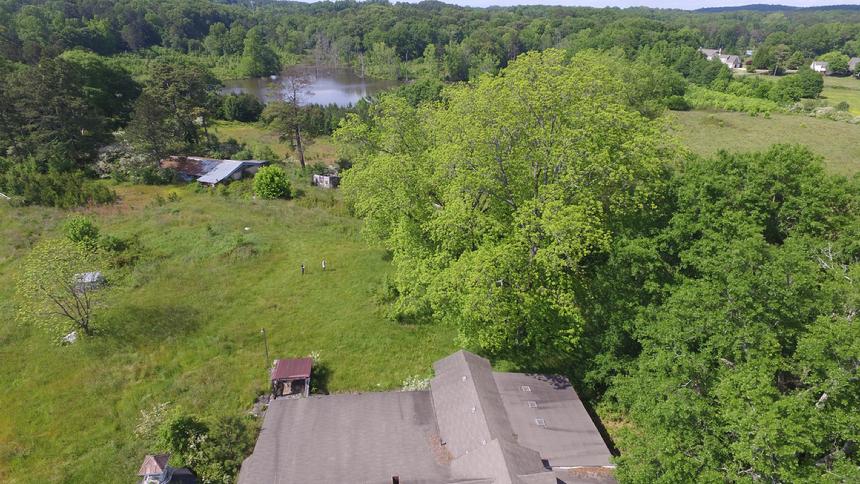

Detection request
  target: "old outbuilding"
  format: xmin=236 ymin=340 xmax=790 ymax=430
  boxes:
xmin=270 ymin=357 xmax=313 ymax=398
xmin=138 ymin=453 xmax=196 ymax=484
xmin=160 ymin=156 xmax=268 ymax=186
xmin=311 ymin=173 xmax=340 ymax=189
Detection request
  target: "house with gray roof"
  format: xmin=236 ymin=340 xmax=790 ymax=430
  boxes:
xmin=849 ymin=57 xmax=860 ymax=73
xmin=238 ymin=350 xmax=615 ymax=484
xmin=698 ymin=48 xmax=743 ymax=69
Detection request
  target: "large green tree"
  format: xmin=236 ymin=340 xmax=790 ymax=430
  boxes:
xmin=337 ymin=49 xmax=677 ymax=361
xmin=125 ymin=60 xmax=219 ymax=159
xmin=611 ymin=146 xmax=860 ymax=483
xmin=239 ymin=26 xmax=280 ymax=77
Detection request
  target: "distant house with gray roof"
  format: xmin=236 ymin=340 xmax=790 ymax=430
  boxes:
xmin=849 ymin=57 xmax=860 ymax=73
xmin=698 ymin=48 xmax=743 ymax=69
xmin=159 ymin=156 xmax=268 ymax=186
xmin=238 ymin=350 xmax=615 ymax=484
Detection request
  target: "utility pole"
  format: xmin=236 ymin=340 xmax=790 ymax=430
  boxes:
xmin=261 ymin=328 xmax=270 ymax=371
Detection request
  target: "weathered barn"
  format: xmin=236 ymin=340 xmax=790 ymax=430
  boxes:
xmin=311 ymin=173 xmax=340 ymax=189
xmin=270 ymin=357 xmax=313 ymax=398
xmin=159 ymin=156 xmax=268 ymax=186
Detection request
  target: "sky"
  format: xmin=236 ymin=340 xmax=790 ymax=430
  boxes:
xmin=369 ymin=1 xmax=860 ymax=8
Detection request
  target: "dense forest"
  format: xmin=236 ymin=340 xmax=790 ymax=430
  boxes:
xmin=1 ymin=1 xmax=859 ymax=483
xmin=3 ymin=0 xmax=860 ymax=205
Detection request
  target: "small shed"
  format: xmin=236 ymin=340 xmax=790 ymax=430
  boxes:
xmin=312 ymin=173 xmax=341 ymax=189
xmin=138 ymin=454 xmax=169 ymax=484
xmin=73 ymin=271 xmax=105 ymax=294
xmin=137 ymin=453 xmax=197 ymax=484
xmin=271 ymin=357 xmax=313 ymax=398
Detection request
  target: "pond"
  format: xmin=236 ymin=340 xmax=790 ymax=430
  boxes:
xmin=221 ymin=65 xmax=401 ymax=107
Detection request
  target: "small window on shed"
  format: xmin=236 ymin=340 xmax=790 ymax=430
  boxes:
xmin=527 ymin=401 xmax=537 ymax=408
xmin=535 ymin=418 xmax=546 ymax=426
xmin=521 ymin=385 xmax=531 ymax=392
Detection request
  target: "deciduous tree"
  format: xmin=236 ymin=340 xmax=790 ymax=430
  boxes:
xmin=16 ymin=238 xmax=108 ymax=337
xmin=337 ymin=49 xmax=677 ymax=361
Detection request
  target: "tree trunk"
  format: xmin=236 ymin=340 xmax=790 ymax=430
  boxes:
xmin=295 ymin=125 xmax=305 ymax=169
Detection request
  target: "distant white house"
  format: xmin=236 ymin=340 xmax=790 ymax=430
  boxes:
xmin=811 ymin=61 xmax=830 ymax=74
xmin=698 ymin=48 xmax=743 ymax=69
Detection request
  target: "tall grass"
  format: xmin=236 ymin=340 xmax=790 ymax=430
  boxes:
xmin=0 ymin=184 xmax=456 ymax=481
xmin=685 ymin=85 xmax=782 ymax=115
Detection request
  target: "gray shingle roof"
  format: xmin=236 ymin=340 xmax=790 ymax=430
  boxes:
xmin=431 ymin=350 xmax=517 ymax=458
xmin=239 ymin=350 xmax=614 ymax=484
xmin=239 ymin=391 xmax=451 ymax=484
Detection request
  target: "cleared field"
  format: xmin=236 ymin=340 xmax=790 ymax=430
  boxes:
xmin=821 ymin=76 xmax=860 ymax=115
xmin=672 ymin=110 xmax=860 ymax=176
xmin=211 ymin=121 xmax=340 ymax=167
xmin=0 ymin=184 xmax=456 ymax=482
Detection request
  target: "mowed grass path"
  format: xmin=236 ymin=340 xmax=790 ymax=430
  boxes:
xmin=0 ymin=185 xmax=456 ymax=482
xmin=672 ymin=110 xmax=860 ymax=175
xmin=821 ymin=76 xmax=860 ymax=115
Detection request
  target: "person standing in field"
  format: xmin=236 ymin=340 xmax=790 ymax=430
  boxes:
xmin=301 ymin=263 xmax=305 ymax=276
xmin=322 ymin=258 xmax=327 ymax=271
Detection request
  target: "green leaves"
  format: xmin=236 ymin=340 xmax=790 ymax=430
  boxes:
xmin=339 ymin=49 xmax=676 ymax=361
xmin=252 ymin=165 xmax=291 ymax=200
xmin=613 ymin=146 xmax=860 ymax=483
xmin=16 ymin=238 xmax=107 ymax=337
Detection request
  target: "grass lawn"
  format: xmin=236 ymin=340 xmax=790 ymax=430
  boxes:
xmin=671 ymin=110 xmax=860 ymax=176
xmin=211 ymin=121 xmax=340 ymax=167
xmin=821 ymin=76 xmax=860 ymax=115
xmin=0 ymin=182 xmax=456 ymax=482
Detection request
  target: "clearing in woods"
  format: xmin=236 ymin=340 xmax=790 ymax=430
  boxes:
xmin=672 ymin=110 xmax=860 ymax=176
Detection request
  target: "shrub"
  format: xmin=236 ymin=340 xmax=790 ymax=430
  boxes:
xmin=685 ymin=85 xmax=781 ymax=115
xmin=158 ymin=413 xmax=256 ymax=483
xmin=96 ymin=142 xmax=171 ymax=184
xmin=253 ymin=165 xmax=291 ymax=199
xmin=836 ymin=101 xmax=850 ymax=112
xmin=664 ymin=95 xmax=690 ymax=111
xmin=0 ymin=162 xmax=116 ymax=207
xmin=65 ymin=216 xmax=100 ymax=249
xmin=220 ymin=93 xmax=264 ymax=122
xmin=98 ymin=234 xmax=127 ymax=253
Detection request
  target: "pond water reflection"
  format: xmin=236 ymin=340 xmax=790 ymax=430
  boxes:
xmin=221 ymin=65 xmax=401 ymax=106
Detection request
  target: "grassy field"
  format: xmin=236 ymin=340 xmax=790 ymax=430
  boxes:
xmin=0 ymin=182 xmax=456 ymax=482
xmin=821 ymin=75 xmax=860 ymax=115
xmin=211 ymin=121 xmax=340 ymax=167
xmin=672 ymin=110 xmax=860 ymax=175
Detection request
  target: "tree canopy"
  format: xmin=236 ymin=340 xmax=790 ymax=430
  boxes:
xmin=337 ymin=49 xmax=678 ymax=361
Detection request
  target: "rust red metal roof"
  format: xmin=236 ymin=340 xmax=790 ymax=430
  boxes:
xmin=271 ymin=357 xmax=313 ymax=381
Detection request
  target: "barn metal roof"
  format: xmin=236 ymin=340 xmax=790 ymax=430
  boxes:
xmin=271 ymin=357 xmax=313 ymax=381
